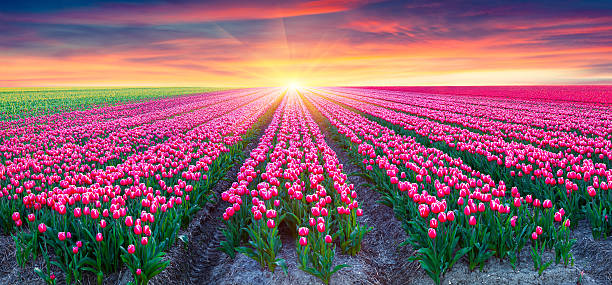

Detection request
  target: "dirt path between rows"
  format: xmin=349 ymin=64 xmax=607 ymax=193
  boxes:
xmin=188 ymin=96 xmax=423 ymax=285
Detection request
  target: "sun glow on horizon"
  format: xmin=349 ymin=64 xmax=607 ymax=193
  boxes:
xmin=287 ymin=81 xmax=302 ymax=91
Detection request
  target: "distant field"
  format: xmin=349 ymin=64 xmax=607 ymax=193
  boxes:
xmin=364 ymin=85 xmax=612 ymax=104
xmin=0 ymin=87 xmax=225 ymax=119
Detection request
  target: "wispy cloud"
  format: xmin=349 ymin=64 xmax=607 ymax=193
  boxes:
xmin=0 ymin=0 xmax=611 ymax=86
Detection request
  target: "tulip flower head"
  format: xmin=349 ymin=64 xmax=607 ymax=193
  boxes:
xmin=446 ymin=211 xmax=455 ymax=222
xmin=535 ymin=226 xmax=543 ymax=235
xmin=267 ymin=219 xmax=276 ymax=229
xmin=11 ymin=212 xmax=20 ymax=222
xmin=325 ymin=235 xmax=332 ymax=243
xmin=469 ymin=215 xmax=477 ymax=226
xmin=430 ymin=218 xmax=438 ymax=229
xmin=299 ymin=237 xmax=308 ymax=246
xmin=317 ymin=223 xmax=326 ymax=233
xmin=298 ymin=227 xmax=309 ymax=236
xmin=554 ymin=212 xmax=562 ymax=222
xmin=428 ymin=228 xmax=437 ymax=239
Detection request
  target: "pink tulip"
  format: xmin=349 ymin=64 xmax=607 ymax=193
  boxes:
xmin=317 ymin=223 xmax=326 ymax=233
xmin=125 ymin=216 xmax=134 ymax=227
xmin=90 ymin=209 xmax=99 ymax=220
xmin=11 ymin=212 xmax=20 ymax=222
xmin=299 ymin=237 xmax=308 ymax=246
xmin=428 ymin=228 xmax=437 ymax=239
xmin=134 ymin=225 xmax=142 ymax=235
xmin=429 ymin=218 xmax=438 ymax=229
xmin=438 ymin=212 xmax=447 ymax=223
xmin=73 ymin=207 xmax=82 ymax=218
xmin=533 ymin=199 xmax=541 ymax=207
xmin=554 ymin=212 xmax=562 ymax=222
xmin=446 ymin=211 xmax=455 ymax=222
xmin=325 ymin=235 xmax=332 ymax=243
xmin=356 ymin=208 xmax=363 ymax=216
xmin=266 ymin=210 xmax=276 ymax=219
xmin=298 ymin=227 xmax=309 ymax=236
xmin=267 ymin=219 xmax=275 ymax=229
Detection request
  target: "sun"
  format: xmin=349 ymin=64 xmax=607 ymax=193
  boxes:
xmin=287 ymin=81 xmax=301 ymax=90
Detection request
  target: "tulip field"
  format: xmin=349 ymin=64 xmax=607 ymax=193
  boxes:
xmin=0 ymin=87 xmax=223 ymax=120
xmin=1 ymin=86 xmax=611 ymax=284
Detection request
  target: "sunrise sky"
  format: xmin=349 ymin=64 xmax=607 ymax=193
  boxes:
xmin=1 ymin=0 xmax=611 ymax=87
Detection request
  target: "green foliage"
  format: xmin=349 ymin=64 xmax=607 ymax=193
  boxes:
xmin=236 ymin=219 xmax=285 ymax=273
xmin=530 ymin=240 xmax=553 ymax=276
xmin=297 ymin=238 xmax=349 ymax=285
xmin=406 ymin=222 xmax=468 ymax=285
xmin=553 ymin=220 xmax=576 ymax=267
xmin=121 ymin=237 xmax=170 ymax=285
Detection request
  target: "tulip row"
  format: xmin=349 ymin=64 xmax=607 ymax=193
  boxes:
xmin=0 ymin=88 xmax=272 ymax=195
xmin=1 ymin=88 xmax=282 ymax=284
xmin=302 ymin=89 xmax=576 ymax=285
xmin=361 ymin=85 xmax=612 ymax=105
xmin=0 ymin=88 xmax=265 ymax=161
xmin=312 ymin=87 xmax=612 ymax=239
xmin=0 ymin=87 xmax=225 ymax=120
xmin=329 ymin=87 xmax=612 ymax=158
xmin=220 ymin=90 xmax=368 ymax=284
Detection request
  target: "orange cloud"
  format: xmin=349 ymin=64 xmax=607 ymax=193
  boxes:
xmin=1 ymin=0 xmax=611 ymax=87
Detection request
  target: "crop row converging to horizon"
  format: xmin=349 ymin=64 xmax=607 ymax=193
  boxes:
xmin=1 ymin=86 xmax=611 ymax=285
